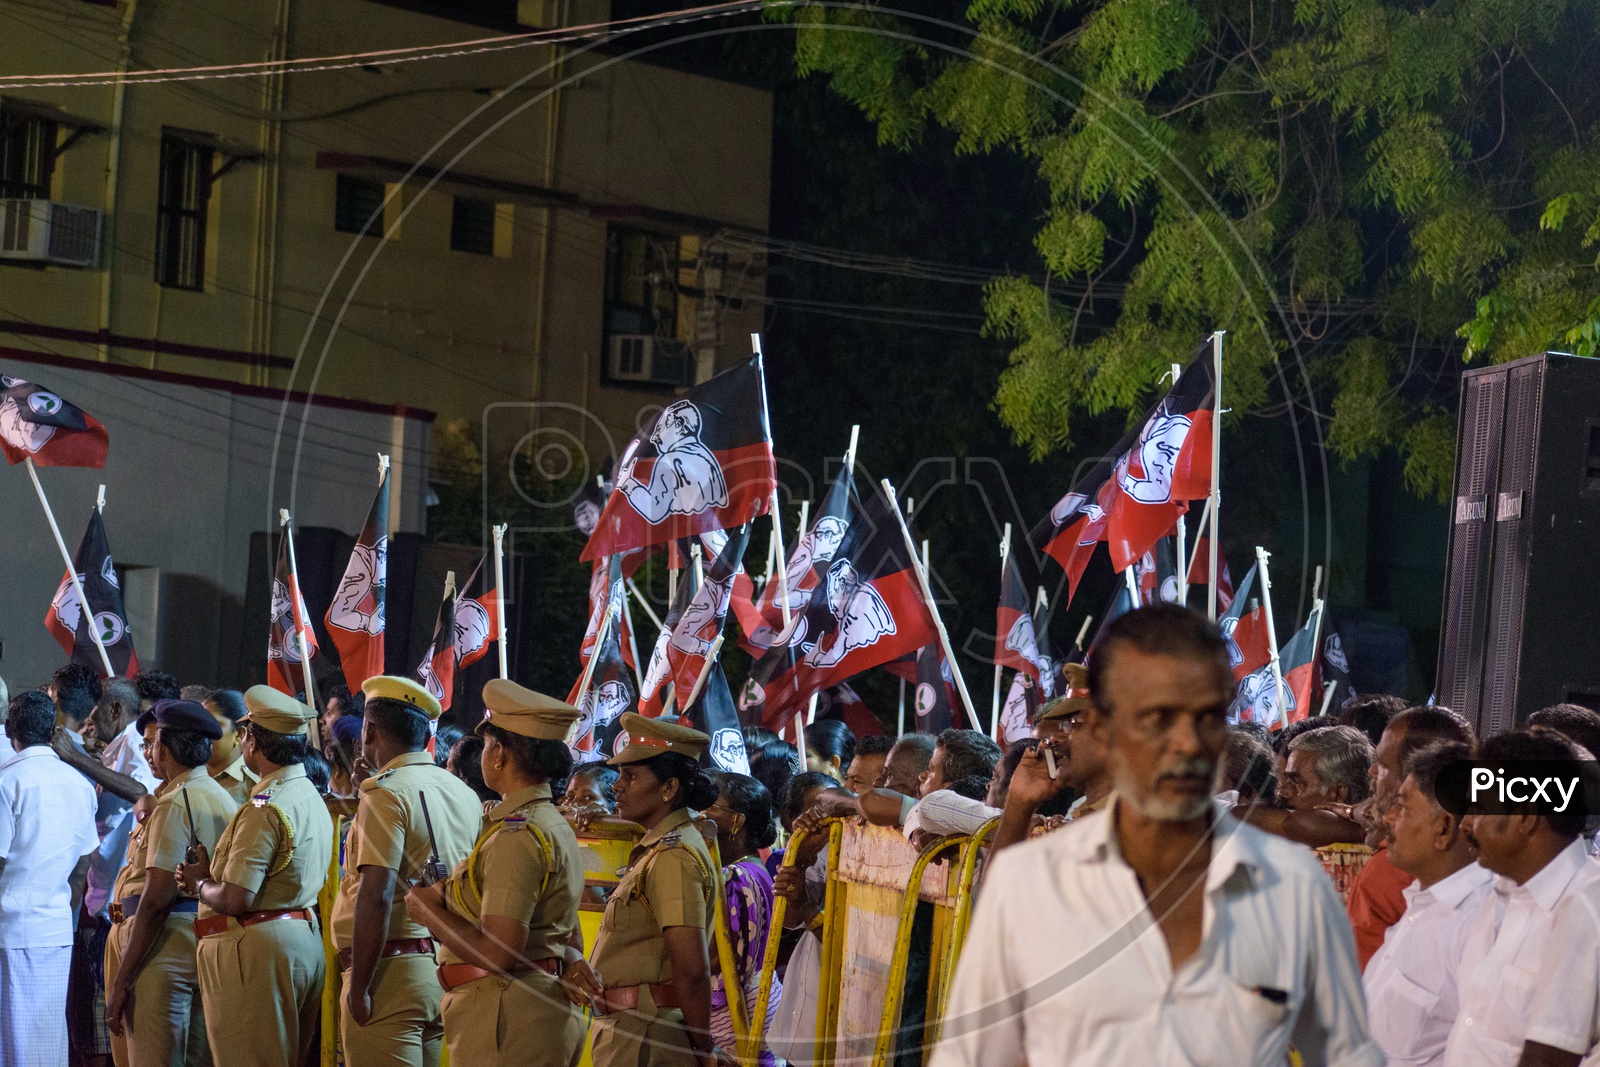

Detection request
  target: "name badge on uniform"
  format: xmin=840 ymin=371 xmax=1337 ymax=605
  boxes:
xmin=503 ymin=816 xmax=526 ymax=828
xmin=251 ymin=792 xmax=271 ymax=808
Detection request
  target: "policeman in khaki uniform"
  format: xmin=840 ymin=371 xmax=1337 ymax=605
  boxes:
xmin=563 ymin=713 xmax=721 ymax=1067
xmin=176 ymin=685 xmax=334 ymax=1067
xmin=406 ymin=680 xmax=588 ymax=1067
xmin=104 ymin=700 xmax=239 ymax=1067
xmin=332 ymin=677 xmax=482 ymax=1067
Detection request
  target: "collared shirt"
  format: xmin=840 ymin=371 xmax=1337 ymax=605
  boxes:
xmin=211 ymin=751 xmax=258 ymax=807
xmin=111 ymin=764 xmax=238 ymax=904
xmin=86 ymin=719 xmax=162 ymax=917
xmin=1444 ymin=838 xmax=1600 ymax=1066
xmin=201 ymin=763 xmax=332 ymax=916
xmin=1363 ymin=861 xmax=1491 ymax=1066
xmin=930 ymin=800 xmax=1383 ymax=1067
xmin=902 ymin=790 xmax=1000 ymax=841
xmin=591 ymin=806 xmax=714 ymax=988
xmin=1347 ymin=845 xmax=1414 ymax=971
xmin=0 ymin=746 xmax=100 ymax=948
xmin=331 ymin=750 xmax=483 ymax=948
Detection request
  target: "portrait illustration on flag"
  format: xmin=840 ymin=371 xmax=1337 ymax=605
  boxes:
xmin=266 ymin=531 xmax=318 ymax=695
xmin=1 ymin=373 xmax=110 ymax=468
xmin=44 ymin=506 xmax=138 ymax=676
xmin=327 ymin=461 xmax=389 ymax=688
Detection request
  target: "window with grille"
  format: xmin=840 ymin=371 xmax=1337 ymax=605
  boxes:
xmin=601 ymin=226 xmax=693 ymax=387
xmin=450 ymin=196 xmax=494 ymax=255
xmin=335 ymin=174 xmax=386 ymax=235
xmin=155 ymin=133 xmax=213 ymax=290
xmin=0 ymin=111 xmax=58 ymax=200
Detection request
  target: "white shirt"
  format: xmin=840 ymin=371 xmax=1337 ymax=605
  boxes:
xmin=86 ymin=720 xmax=160 ymax=917
xmin=0 ymin=746 xmax=100 ymax=948
xmin=1444 ymin=838 xmax=1600 ymax=1066
xmin=1364 ymin=861 xmax=1492 ymax=1066
xmin=903 ymin=790 xmax=1000 ymax=840
xmin=930 ymin=801 xmax=1383 ymax=1067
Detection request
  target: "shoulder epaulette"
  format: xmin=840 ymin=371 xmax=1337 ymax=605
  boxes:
xmin=250 ymin=791 xmax=273 ymax=808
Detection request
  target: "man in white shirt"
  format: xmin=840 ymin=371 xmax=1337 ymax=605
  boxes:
xmin=1364 ymin=740 xmax=1490 ymax=1066
xmin=1444 ymin=729 xmax=1600 ymax=1067
xmin=933 ymin=604 xmax=1382 ymax=1067
xmin=0 ymin=690 xmax=101 ymax=1067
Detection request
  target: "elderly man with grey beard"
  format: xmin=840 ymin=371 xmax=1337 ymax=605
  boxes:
xmin=930 ymin=604 xmax=1381 ymax=1067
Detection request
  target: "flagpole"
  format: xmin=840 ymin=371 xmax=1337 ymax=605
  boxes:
xmin=691 ymin=543 xmax=704 ymax=589
xmin=96 ymin=484 xmax=105 ymax=513
xmin=620 ymin=578 xmax=646 ymax=694
xmin=279 ymin=510 xmax=321 ymax=737
xmin=1184 ymin=496 xmax=1213 ymax=580
xmin=1124 ymin=566 xmax=1140 ymax=607
xmin=897 ymin=678 xmax=906 ymax=737
xmin=492 ymin=523 xmax=509 ymax=679
xmin=682 ymin=634 xmax=726 ymax=712
xmin=626 ymin=578 xmax=665 ymax=633
xmin=1310 ymin=564 xmax=1323 ymax=608
xmin=1307 ymin=596 xmax=1327 ymax=718
xmin=769 ymin=487 xmax=791 ymax=630
xmin=1255 ymin=546 xmax=1287 ymax=728
xmin=1319 ymin=680 xmax=1339 ymax=718
xmin=991 ymin=523 xmax=1012 ymax=743
xmin=1208 ymin=332 xmax=1224 ymax=621
xmin=1175 ymin=515 xmax=1188 ymax=607
xmin=26 ymin=458 xmax=114 ymax=676
xmin=1073 ymin=615 xmax=1094 ymax=655
xmin=574 ymin=600 xmax=617 ymax=713
xmin=883 ymin=480 xmax=978 ymax=729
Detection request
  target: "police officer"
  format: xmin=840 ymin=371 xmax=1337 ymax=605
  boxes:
xmin=202 ymin=690 xmax=258 ymax=805
xmin=405 ymin=681 xmax=587 ymax=1067
xmin=176 ymin=685 xmax=333 ymax=1067
xmin=332 ymin=677 xmax=482 ymax=1067
xmin=562 ymin=713 xmax=721 ymax=1067
xmin=104 ymin=699 xmax=239 ymax=1067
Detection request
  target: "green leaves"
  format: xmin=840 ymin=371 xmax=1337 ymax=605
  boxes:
xmin=1035 ymin=209 xmax=1108 ymax=276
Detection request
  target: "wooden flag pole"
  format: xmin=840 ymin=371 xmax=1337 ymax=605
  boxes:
xmin=625 ymin=578 xmax=665 ymax=633
xmin=279 ymin=510 xmax=321 ymax=737
xmin=1255 ymin=546 xmax=1287 ymax=727
xmin=574 ymin=599 xmax=618 ymax=714
xmin=883 ymin=480 xmax=978 ymax=728
xmin=770 ymin=487 xmax=791 ymax=630
xmin=682 ymin=634 xmax=725 ymax=711
xmin=991 ymin=523 xmax=1012 ymax=742
xmin=27 ymin=458 xmax=114 ymax=676
xmin=492 ymin=523 xmax=509 ymax=678
xmin=1208 ymin=332 xmax=1224 ymax=621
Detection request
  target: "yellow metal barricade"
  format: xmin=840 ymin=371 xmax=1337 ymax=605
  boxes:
xmin=320 ymin=810 xmax=346 ymax=1067
xmin=747 ymin=820 xmax=841 ymax=1067
xmin=868 ymin=834 xmax=967 ymax=1067
xmin=927 ymin=818 xmax=999 ymax=1049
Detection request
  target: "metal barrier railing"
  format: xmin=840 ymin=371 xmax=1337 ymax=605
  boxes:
xmin=926 ymin=818 xmax=999 ymax=1051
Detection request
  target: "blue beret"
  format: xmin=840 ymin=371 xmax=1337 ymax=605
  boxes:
xmin=136 ymin=698 xmax=223 ymax=740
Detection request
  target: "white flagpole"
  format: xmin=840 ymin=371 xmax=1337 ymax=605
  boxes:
xmin=883 ymin=480 xmax=978 ymax=728
xmin=1124 ymin=566 xmax=1140 ymax=607
xmin=278 ymin=510 xmax=321 ymax=728
xmin=1255 ymin=546 xmax=1286 ymax=726
xmin=492 ymin=523 xmax=509 ymax=679
xmin=1307 ymin=595 xmax=1327 ymax=713
xmin=1208 ymin=332 xmax=1224 ymax=621
xmin=845 ymin=424 xmax=860 ymax=479
xmin=574 ymin=599 xmax=618 ymax=713
xmin=1310 ymin=565 xmax=1323 ymax=608
xmin=1073 ymin=615 xmax=1094 ymax=654
xmin=96 ymin=484 xmax=105 ymax=512
xmin=1319 ymin=679 xmax=1339 ymax=717
xmin=1168 ymin=362 xmax=1189 ymax=606
xmin=620 ymin=578 xmax=646 ymax=694
xmin=1185 ymin=495 xmax=1213 ymax=580
xmin=770 ymin=487 xmax=791 ymax=630
xmin=27 ymin=459 xmax=114 ymax=676
xmin=625 ymin=578 xmax=665 ymax=633
xmin=682 ymin=634 xmax=725 ymax=711
xmin=897 ymin=678 xmax=906 ymax=737
xmin=992 ymin=523 xmax=1012 ymax=742
xmin=691 ymin=543 xmax=704 ymax=589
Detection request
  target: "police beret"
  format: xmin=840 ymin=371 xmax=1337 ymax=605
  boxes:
xmin=478 ymin=679 xmax=581 ymax=741
xmin=361 ymin=676 xmax=441 ymax=721
xmin=607 ymin=712 xmax=709 ymax=766
xmin=242 ymin=685 xmax=316 ymax=736
xmin=136 ymin=698 xmax=223 ymax=740
xmin=1036 ymin=663 xmax=1092 ymax=723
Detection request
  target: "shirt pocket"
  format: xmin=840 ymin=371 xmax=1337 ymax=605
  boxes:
xmin=1485 ymin=963 xmax=1538 ymax=1046
xmin=1372 ymin=968 xmax=1443 ymax=1061
xmin=1166 ymin=972 xmax=1293 ymax=1067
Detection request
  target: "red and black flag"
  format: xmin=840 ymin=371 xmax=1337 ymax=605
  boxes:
xmin=578 ymin=555 xmax=638 ymax=681
xmin=1186 ymin=536 xmax=1235 ymax=612
xmin=757 ymin=466 xmax=854 ymax=634
xmin=1032 ymin=346 xmax=1215 ymax=590
xmin=44 ymin=507 xmax=138 ymax=676
xmin=1231 ymin=602 xmax=1322 ymax=730
xmin=1321 ymin=628 xmax=1353 ymax=712
xmin=581 ymin=355 xmax=776 ymax=561
xmin=1 ymin=373 xmax=109 ymax=468
xmin=750 ymin=483 xmax=937 ymax=731
xmin=678 ymin=661 xmax=751 ymax=775
xmin=266 ymin=532 xmax=317 ymax=696
xmin=1219 ymin=563 xmax=1270 ymax=683
xmin=995 ymin=545 xmax=1048 ymax=686
xmin=453 ymin=561 xmax=498 ymax=672
xmin=1134 ymin=537 xmax=1183 ymax=606
xmin=639 ymin=545 xmax=698 ymax=717
xmin=912 ymin=642 xmax=957 ymax=734
xmin=326 ymin=465 xmax=389 ymax=690
xmin=417 ymin=575 xmax=460 ymax=712
xmin=659 ymin=525 xmax=749 ymax=715
xmin=568 ymin=567 xmax=638 ymax=758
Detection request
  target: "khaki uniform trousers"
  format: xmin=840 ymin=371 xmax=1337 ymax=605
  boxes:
xmin=440 ymin=970 xmax=585 ymax=1067
xmin=339 ymin=953 xmax=444 ymax=1067
xmin=589 ymin=998 xmax=696 ymax=1067
xmin=195 ymin=918 xmax=325 ymax=1067
xmin=104 ymin=913 xmax=212 ymax=1067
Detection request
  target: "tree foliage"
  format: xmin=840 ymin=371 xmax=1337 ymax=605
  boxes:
xmin=770 ymin=0 xmax=1600 ymax=500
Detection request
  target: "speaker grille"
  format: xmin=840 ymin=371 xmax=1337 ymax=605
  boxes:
xmin=1480 ymin=360 xmax=1543 ymax=734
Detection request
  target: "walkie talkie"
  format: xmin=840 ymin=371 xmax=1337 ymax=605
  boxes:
xmin=418 ymin=791 xmax=448 ymax=886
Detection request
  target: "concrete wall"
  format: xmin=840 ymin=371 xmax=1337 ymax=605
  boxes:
xmin=0 ymin=352 xmax=430 ymax=691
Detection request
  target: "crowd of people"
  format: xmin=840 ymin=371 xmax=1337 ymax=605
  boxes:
xmin=5 ymin=601 xmax=1600 ymax=1066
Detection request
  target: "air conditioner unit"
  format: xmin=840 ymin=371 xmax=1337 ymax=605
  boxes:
xmin=0 ymin=199 xmax=102 ymax=268
xmin=608 ymin=334 xmax=655 ymax=381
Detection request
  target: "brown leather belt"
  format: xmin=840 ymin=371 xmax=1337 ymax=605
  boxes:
xmin=591 ymin=982 xmax=681 ymax=1016
xmin=336 ymin=938 xmax=436 ymax=972
xmin=437 ymin=958 xmax=561 ymax=993
xmin=194 ymin=908 xmax=315 ymax=939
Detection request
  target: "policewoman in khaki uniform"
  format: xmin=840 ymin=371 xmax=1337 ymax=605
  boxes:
xmin=203 ymin=690 xmax=259 ymax=805
xmin=176 ymin=686 xmax=334 ymax=1067
xmin=406 ymin=681 xmax=587 ymax=1067
xmin=104 ymin=699 xmax=239 ymax=1067
xmin=332 ymin=677 xmax=483 ymax=1067
xmin=562 ymin=714 xmax=721 ymax=1067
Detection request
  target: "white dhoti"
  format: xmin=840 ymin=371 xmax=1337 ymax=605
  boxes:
xmin=2 ymin=944 xmax=74 ymax=1067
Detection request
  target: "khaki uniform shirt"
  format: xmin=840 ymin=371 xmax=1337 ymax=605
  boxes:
xmin=212 ymin=753 xmax=258 ymax=807
xmin=331 ymin=750 xmax=484 ymax=949
xmin=436 ymin=782 xmax=583 ymax=967
xmin=201 ymin=763 xmax=332 ymax=916
xmin=591 ymin=807 xmax=714 ymax=987
xmin=111 ymin=764 xmax=238 ymax=904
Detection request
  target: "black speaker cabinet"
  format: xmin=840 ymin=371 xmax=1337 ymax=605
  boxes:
xmin=1437 ymin=352 xmax=1600 ymax=735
